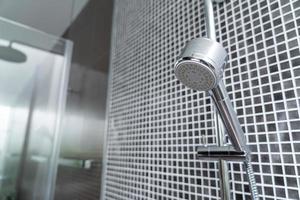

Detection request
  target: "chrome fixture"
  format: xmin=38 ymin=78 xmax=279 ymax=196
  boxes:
xmin=174 ymin=38 xmax=247 ymax=153
xmin=174 ymin=0 xmax=259 ymax=199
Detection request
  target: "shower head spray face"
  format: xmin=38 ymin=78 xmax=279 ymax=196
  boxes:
xmin=174 ymin=59 xmax=217 ymax=91
xmin=174 ymin=38 xmax=228 ymax=91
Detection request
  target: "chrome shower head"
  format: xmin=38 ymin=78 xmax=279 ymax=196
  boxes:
xmin=174 ymin=38 xmax=228 ymax=91
xmin=174 ymin=37 xmax=247 ymax=153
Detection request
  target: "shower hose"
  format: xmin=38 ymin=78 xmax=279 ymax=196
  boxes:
xmin=244 ymin=159 xmax=259 ymax=200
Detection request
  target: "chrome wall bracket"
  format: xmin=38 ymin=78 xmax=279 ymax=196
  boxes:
xmin=197 ymin=145 xmax=248 ymax=161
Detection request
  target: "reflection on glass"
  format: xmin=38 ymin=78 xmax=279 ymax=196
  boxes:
xmin=0 ymin=43 xmax=27 ymax=63
xmin=0 ymin=17 xmax=72 ymax=200
xmin=0 ymin=106 xmax=10 ymax=182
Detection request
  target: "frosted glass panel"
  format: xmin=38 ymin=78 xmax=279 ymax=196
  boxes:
xmin=0 ymin=17 xmax=72 ymax=200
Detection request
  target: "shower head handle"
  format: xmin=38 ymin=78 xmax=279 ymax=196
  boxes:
xmin=210 ymin=82 xmax=248 ymax=152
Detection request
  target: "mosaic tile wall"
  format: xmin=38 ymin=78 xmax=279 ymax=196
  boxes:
xmin=102 ymin=0 xmax=300 ymax=199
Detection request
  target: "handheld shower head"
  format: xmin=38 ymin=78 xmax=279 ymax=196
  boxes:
xmin=174 ymin=38 xmax=227 ymax=91
xmin=174 ymin=37 xmax=247 ymax=153
xmin=179 ymin=1 xmax=259 ymax=199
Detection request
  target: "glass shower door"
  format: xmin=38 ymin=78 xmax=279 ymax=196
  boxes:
xmin=0 ymin=17 xmax=72 ymax=200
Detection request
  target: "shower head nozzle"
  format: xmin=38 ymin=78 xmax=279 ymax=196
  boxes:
xmin=174 ymin=38 xmax=228 ymax=91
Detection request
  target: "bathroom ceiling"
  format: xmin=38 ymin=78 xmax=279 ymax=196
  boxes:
xmin=0 ymin=0 xmax=89 ymax=36
xmin=0 ymin=0 xmax=113 ymax=72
